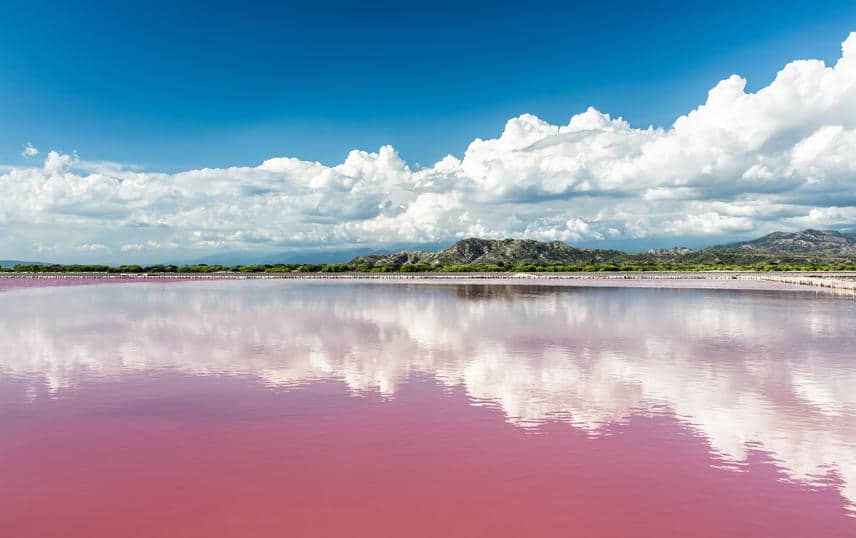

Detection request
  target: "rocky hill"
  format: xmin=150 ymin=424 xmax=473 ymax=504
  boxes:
xmin=680 ymin=229 xmax=856 ymax=264
xmin=730 ymin=229 xmax=856 ymax=254
xmin=351 ymin=230 xmax=856 ymax=268
xmin=351 ymin=238 xmax=625 ymax=267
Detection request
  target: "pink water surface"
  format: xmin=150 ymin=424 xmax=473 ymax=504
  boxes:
xmin=1 ymin=281 xmax=854 ymax=537
xmin=0 ymin=276 xmax=186 ymax=292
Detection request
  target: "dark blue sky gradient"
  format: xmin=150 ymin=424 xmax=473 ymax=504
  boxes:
xmin=2 ymin=0 xmax=856 ymax=170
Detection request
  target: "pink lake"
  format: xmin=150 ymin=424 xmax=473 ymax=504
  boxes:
xmin=1 ymin=280 xmax=854 ymax=537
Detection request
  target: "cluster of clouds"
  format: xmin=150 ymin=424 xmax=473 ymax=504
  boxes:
xmin=5 ymin=34 xmax=856 ymax=260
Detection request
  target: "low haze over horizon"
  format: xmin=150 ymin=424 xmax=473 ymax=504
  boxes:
xmin=3 ymin=1 xmax=856 ymax=263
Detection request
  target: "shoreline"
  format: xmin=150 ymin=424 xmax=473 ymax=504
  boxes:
xmin=2 ymin=271 xmax=856 ymax=295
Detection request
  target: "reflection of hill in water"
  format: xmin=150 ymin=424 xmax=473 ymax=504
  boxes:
xmin=1 ymin=280 xmax=855 ymax=507
xmin=448 ymin=283 xmax=565 ymax=301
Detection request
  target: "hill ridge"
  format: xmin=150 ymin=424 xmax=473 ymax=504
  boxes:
xmin=350 ymin=229 xmax=856 ymax=267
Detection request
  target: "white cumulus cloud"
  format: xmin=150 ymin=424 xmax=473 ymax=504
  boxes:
xmin=21 ymin=142 xmax=39 ymax=158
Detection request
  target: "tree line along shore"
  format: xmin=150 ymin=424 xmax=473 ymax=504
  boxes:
xmin=4 ymin=261 xmax=856 ymax=274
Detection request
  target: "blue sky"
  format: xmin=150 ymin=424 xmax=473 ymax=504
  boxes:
xmin=2 ymin=1 xmax=856 ymax=262
xmin=3 ymin=0 xmax=855 ymax=170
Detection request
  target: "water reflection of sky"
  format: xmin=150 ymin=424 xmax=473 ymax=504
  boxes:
xmin=1 ymin=280 xmax=855 ymax=509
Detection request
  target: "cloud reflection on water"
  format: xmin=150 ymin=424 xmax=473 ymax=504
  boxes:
xmin=1 ymin=281 xmax=855 ymax=507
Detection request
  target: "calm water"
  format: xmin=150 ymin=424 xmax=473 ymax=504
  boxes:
xmin=1 ymin=280 xmax=855 ymax=537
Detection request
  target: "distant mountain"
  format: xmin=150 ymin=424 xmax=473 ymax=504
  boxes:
xmin=186 ymin=247 xmax=397 ymax=266
xmin=680 ymin=229 xmax=856 ymax=264
xmin=730 ymin=229 xmax=856 ymax=254
xmin=0 ymin=260 xmax=48 ymax=269
xmin=351 ymin=230 xmax=856 ymax=268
